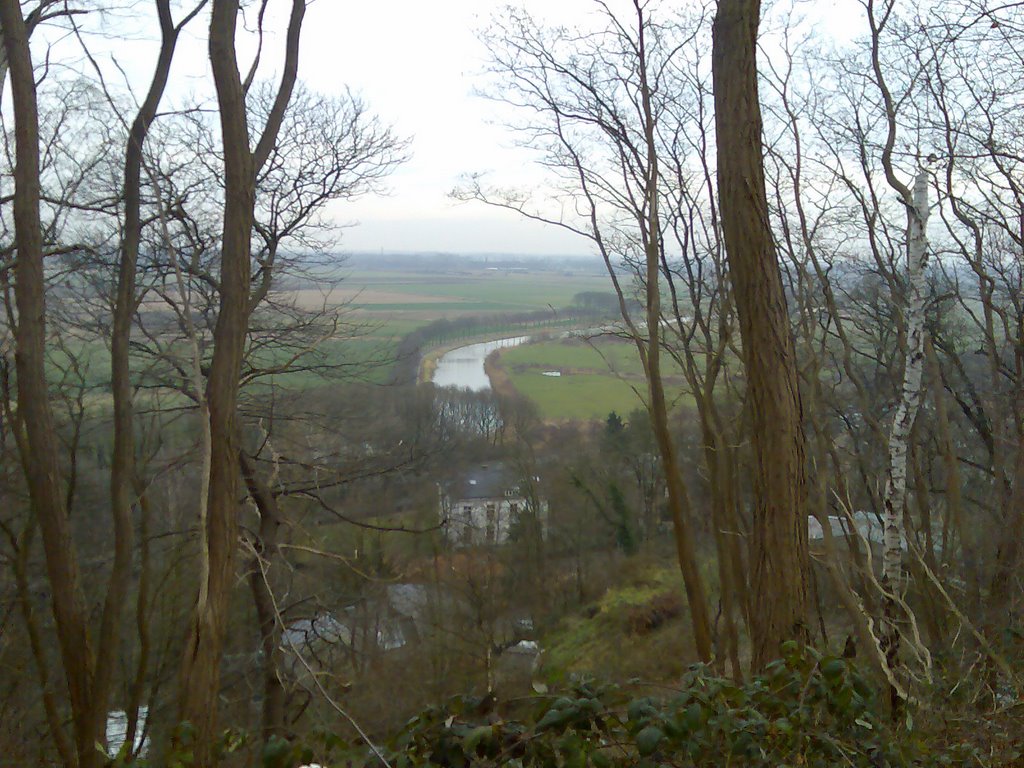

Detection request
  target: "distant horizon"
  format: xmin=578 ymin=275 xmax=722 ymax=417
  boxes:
xmin=341 ymin=249 xmax=599 ymax=260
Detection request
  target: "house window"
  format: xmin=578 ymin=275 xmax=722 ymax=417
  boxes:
xmin=462 ymin=506 xmax=473 ymax=544
xmin=486 ymin=503 xmax=497 ymax=543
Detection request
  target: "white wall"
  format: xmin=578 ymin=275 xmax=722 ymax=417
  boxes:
xmin=441 ymin=496 xmax=548 ymax=546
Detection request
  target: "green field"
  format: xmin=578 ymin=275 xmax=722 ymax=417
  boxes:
xmin=497 ymin=338 xmax=650 ymax=374
xmin=505 ymin=370 xmax=647 ymax=420
xmin=320 ymin=267 xmax=617 ymax=383
xmin=44 ymin=267 xmax=620 ymax=400
xmin=492 ymin=338 xmax=694 ymax=421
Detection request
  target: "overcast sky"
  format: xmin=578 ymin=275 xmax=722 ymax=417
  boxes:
xmin=59 ymin=0 xmax=855 ymax=257
xmin=263 ymin=0 xmax=601 ymax=256
xmin=266 ymin=0 xmax=853 ymax=256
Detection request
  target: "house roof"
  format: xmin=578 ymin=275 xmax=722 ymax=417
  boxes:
xmin=387 ymin=583 xmax=432 ymax=618
xmin=280 ymin=585 xmax=464 ymax=656
xmin=282 ymin=614 xmax=346 ymax=650
xmin=446 ymin=462 xmax=521 ymax=500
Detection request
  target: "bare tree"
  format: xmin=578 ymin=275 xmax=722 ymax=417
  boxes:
xmin=177 ymin=1 xmax=307 ymax=761
xmin=0 ymin=2 xmax=205 ymax=764
xmin=0 ymin=5 xmax=96 ymax=754
xmin=712 ymin=0 xmax=810 ymax=669
xmin=465 ymin=0 xmax=714 ymax=663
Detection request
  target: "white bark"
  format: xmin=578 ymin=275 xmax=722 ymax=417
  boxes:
xmin=882 ymin=168 xmax=931 ymax=590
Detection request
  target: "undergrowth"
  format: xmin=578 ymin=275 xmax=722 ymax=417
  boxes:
xmin=275 ymin=644 xmax=981 ymax=767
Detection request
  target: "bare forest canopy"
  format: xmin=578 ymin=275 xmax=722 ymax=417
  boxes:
xmin=2 ymin=0 xmax=1024 ymax=767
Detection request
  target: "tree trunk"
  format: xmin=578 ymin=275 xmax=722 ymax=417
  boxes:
xmin=240 ymin=451 xmax=287 ymax=745
xmin=178 ymin=3 xmax=305 ymax=761
xmin=635 ymin=0 xmax=713 ymax=663
xmin=991 ymin=386 xmax=1024 ymax=611
xmin=99 ymin=2 xmax=188 ymax=750
xmin=700 ymin=412 xmax=744 ymax=680
xmin=924 ymin=339 xmax=974 ymax=603
xmin=711 ymin=0 xmax=810 ymax=670
xmin=879 ymin=169 xmax=930 ymax=711
xmin=0 ymin=1 xmax=98 ymax=763
xmin=178 ymin=1 xmax=257 ymax=755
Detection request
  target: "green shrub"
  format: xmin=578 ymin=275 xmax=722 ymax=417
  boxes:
xmin=329 ymin=644 xmax=976 ymax=767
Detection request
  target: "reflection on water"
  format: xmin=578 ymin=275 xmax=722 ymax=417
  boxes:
xmin=431 ymin=336 xmax=530 ymax=391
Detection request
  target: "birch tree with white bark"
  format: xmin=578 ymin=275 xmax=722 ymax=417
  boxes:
xmin=865 ymin=0 xmax=934 ymax=712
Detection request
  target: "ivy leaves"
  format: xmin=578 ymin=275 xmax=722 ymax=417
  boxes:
xmin=322 ymin=646 xmax=976 ymax=767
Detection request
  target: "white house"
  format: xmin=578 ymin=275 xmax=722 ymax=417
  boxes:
xmin=807 ymin=510 xmax=948 ymax=565
xmin=440 ymin=463 xmax=548 ymax=547
xmin=808 ymin=512 xmax=886 ymax=548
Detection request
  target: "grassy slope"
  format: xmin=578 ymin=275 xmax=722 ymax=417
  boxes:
xmin=541 ymin=561 xmax=698 ymax=683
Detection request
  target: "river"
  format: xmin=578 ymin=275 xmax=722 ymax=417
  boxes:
xmin=430 ymin=336 xmax=530 ymax=391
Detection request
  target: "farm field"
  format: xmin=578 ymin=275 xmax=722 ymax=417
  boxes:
xmin=335 ymin=267 xmax=611 ymax=312
xmin=47 ymin=265 xmax=619 ymax=399
xmin=489 ymin=337 xmax=694 ymax=421
xmin=319 ymin=267 xmax=616 ymax=382
xmin=303 ymin=266 xmax=611 ymax=329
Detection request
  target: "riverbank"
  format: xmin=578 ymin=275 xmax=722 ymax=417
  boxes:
xmin=417 ymin=331 xmax=559 ymax=385
xmin=484 ymin=349 xmax=519 ymax=401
